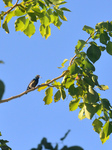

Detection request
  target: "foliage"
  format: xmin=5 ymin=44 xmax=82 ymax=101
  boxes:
xmin=37 ymin=21 xmax=112 ymax=144
xmin=31 ymin=130 xmax=83 ymax=150
xmin=0 ymin=0 xmax=70 ymax=38
xmin=0 ymin=132 xmax=12 ymax=150
xmin=1 ymin=0 xmax=112 ymax=145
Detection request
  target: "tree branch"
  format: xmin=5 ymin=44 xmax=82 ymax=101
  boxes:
xmin=0 ymin=31 xmax=96 ymax=104
xmin=0 ymin=70 xmax=68 ymax=104
xmin=69 ymin=31 xmax=96 ymax=66
xmin=4 ymin=0 xmax=19 ymax=16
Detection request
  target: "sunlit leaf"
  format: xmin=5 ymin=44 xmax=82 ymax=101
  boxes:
xmin=45 ymin=25 xmax=51 ymax=39
xmin=43 ymin=87 xmax=53 ymax=105
xmin=83 ymin=25 xmax=94 ymax=34
xmin=60 ymin=7 xmax=71 ymax=12
xmin=69 ymin=99 xmax=80 ymax=111
xmin=38 ymin=85 xmax=48 ymax=91
xmin=100 ymin=129 xmax=109 ymax=144
xmin=70 ymin=63 xmax=80 ymax=75
xmin=98 ymin=85 xmax=109 ymax=91
xmin=78 ymin=108 xmax=86 ymax=120
xmin=84 ymin=103 xmax=96 ymax=119
xmin=54 ymin=90 xmax=61 ymax=102
xmin=92 ymin=119 xmax=103 ymax=134
xmin=103 ymin=121 xmax=112 ymax=137
xmin=23 ymin=21 xmax=35 ymax=38
xmin=60 ymin=87 xmax=66 ymax=100
xmin=75 ymin=40 xmax=86 ymax=53
xmin=58 ymin=59 xmax=68 ymax=69
xmin=3 ymin=0 xmax=13 ymax=7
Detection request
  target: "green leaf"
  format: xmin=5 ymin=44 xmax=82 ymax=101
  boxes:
xmin=92 ymin=119 xmax=103 ymax=134
xmin=106 ymin=41 xmax=112 ymax=55
xmin=68 ymin=146 xmax=83 ymax=150
xmin=87 ymin=44 xmax=101 ymax=63
xmin=3 ymin=0 xmax=13 ymax=7
xmin=14 ymin=7 xmax=26 ymax=16
xmin=96 ymin=105 xmax=102 ymax=116
xmin=60 ymin=7 xmax=71 ymax=12
xmin=55 ymin=9 xmax=67 ymax=21
xmin=101 ymin=99 xmax=111 ymax=110
xmin=58 ymin=59 xmax=68 ymax=69
xmin=45 ymin=25 xmax=51 ymax=39
xmin=70 ymin=63 xmax=80 ymax=75
xmin=91 ymin=75 xmax=98 ymax=85
xmin=23 ymin=21 xmax=36 ymax=38
xmin=55 ymin=18 xmax=62 ymax=29
xmin=40 ymin=15 xmax=50 ymax=27
xmin=54 ymin=90 xmax=61 ymax=102
xmin=43 ymin=87 xmax=53 ymax=105
xmin=39 ymin=24 xmax=46 ymax=37
xmin=78 ymin=108 xmax=86 ymax=120
xmin=2 ymin=21 xmax=9 ymax=33
xmin=68 ymin=84 xmax=83 ymax=97
xmin=69 ymin=99 xmax=80 ymax=111
xmin=38 ymin=84 xmax=48 ymax=91
xmin=83 ymin=25 xmax=94 ymax=34
xmin=0 ymin=80 xmax=5 ymax=100
xmin=83 ymin=58 xmax=95 ymax=72
xmin=103 ymin=121 xmax=112 ymax=137
xmin=75 ymin=40 xmax=86 ymax=53
xmin=84 ymin=103 xmax=96 ymax=119
xmin=99 ymin=46 xmax=105 ymax=51
xmin=60 ymin=87 xmax=66 ymax=100
xmin=60 ymin=130 xmax=71 ymax=141
xmin=5 ymin=11 xmax=14 ymax=23
xmin=15 ymin=16 xmax=26 ymax=31
xmin=100 ymin=129 xmax=109 ymax=144
xmin=28 ymin=12 xmax=37 ymax=22
xmin=100 ymin=31 xmax=110 ymax=44
xmin=87 ymin=86 xmax=99 ymax=103
xmin=52 ymin=80 xmax=61 ymax=87
xmin=98 ymin=85 xmax=109 ymax=91
xmin=62 ymin=76 xmax=74 ymax=88
xmin=53 ymin=12 xmax=62 ymax=29
xmin=83 ymin=76 xmax=95 ymax=87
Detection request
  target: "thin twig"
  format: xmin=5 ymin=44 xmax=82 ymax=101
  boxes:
xmin=0 ymin=70 xmax=68 ymax=104
xmin=69 ymin=31 xmax=96 ymax=66
xmin=4 ymin=0 xmax=19 ymax=16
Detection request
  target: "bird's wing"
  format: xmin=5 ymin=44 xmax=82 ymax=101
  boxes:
xmin=27 ymin=79 xmax=36 ymax=89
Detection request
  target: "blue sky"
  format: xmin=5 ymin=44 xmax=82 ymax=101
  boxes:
xmin=0 ymin=0 xmax=112 ymax=149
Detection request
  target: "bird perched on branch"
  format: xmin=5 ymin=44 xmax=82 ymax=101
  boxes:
xmin=27 ymin=75 xmax=40 ymax=90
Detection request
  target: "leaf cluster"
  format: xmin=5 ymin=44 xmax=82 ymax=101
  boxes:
xmin=0 ymin=0 xmax=70 ymax=38
xmin=31 ymin=130 xmax=83 ymax=150
xmin=38 ymin=21 xmax=112 ymax=143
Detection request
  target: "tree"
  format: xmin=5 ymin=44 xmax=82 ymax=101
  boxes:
xmin=1 ymin=0 xmax=112 ymax=148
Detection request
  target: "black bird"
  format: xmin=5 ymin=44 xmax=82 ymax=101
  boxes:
xmin=27 ymin=75 xmax=40 ymax=90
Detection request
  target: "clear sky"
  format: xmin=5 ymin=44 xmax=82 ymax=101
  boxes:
xmin=0 ymin=0 xmax=112 ymax=150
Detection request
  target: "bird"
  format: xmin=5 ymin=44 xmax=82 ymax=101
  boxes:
xmin=27 ymin=75 xmax=40 ymax=90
